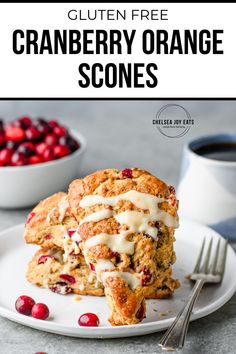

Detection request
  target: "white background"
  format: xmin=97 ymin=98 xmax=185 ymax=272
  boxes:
xmin=0 ymin=2 xmax=235 ymax=98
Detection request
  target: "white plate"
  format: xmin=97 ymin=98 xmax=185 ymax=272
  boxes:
xmin=0 ymin=220 xmax=235 ymax=338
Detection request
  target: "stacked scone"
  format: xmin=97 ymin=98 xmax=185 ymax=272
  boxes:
xmin=25 ymin=168 xmax=180 ymax=326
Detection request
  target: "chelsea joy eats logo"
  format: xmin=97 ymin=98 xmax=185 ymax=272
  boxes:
xmin=153 ymin=104 xmax=194 ymax=138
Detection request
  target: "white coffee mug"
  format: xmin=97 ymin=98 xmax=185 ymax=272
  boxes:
xmin=177 ymin=134 xmax=236 ymax=240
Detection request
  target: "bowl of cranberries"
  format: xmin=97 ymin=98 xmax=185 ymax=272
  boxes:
xmin=0 ymin=116 xmax=86 ymax=208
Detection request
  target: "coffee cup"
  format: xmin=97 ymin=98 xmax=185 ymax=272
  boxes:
xmin=177 ymin=134 xmax=236 ymax=239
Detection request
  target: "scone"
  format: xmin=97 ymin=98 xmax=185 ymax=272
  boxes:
xmin=27 ymin=248 xmax=104 ymax=296
xmin=68 ymin=168 xmax=179 ymax=326
xmin=24 ymin=192 xmax=80 ymax=259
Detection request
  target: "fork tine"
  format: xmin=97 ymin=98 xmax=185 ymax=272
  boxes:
xmin=211 ymin=238 xmax=221 ymax=274
xmin=201 ymin=237 xmax=213 ymax=273
xmin=216 ymin=240 xmax=228 ymax=276
xmin=193 ymin=237 xmax=206 ymax=273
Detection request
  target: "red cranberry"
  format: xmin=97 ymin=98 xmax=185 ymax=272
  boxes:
xmin=37 ymin=124 xmax=50 ymax=137
xmin=59 ymin=274 xmax=76 ymax=284
xmin=89 ymin=263 xmax=95 ymax=271
xmin=5 ymin=126 xmax=25 ymax=142
xmin=11 ymin=152 xmax=28 ymax=166
xmin=18 ymin=116 xmax=32 ymax=129
xmin=67 ymin=229 xmax=76 ymax=237
xmin=136 ymin=304 xmax=145 ymax=320
xmin=0 ymin=119 xmax=4 ymax=131
xmin=169 ymin=185 xmax=176 ymax=195
xmin=44 ymin=234 xmax=52 ymax=240
xmin=6 ymin=140 xmax=19 ymax=150
xmin=0 ymin=133 xmax=5 ymax=147
xmin=141 ymin=266 xmax=152 ymax=286
xmin=121 ymin=168 xmax=133 ymax=178
xmin=110 ymin=251 xmax=121 ymax=263
xmin=0 ymin=148 xmax=13 ymax=165
xmin=43 ymin=147 xmax=55 ymax=162
xmin=25 ymin=126 xmax=41 ymax=141
xmin=50 ymin=282 xmax=72 ymax=295
xmin=78 ymin=313 xmax=100 ymax=327
xmin=48 ymin=120 xmax=59 ymax=129
xmin=35 ymin=142 xmax=47 ymax=156
xmin=44 ymin=134 xmax=58 ymax=146
xmin=38 ymin=255 xmax=53 ymax=264
xmin=59 ymin=136 xmax=79 ymax=152
xmin=53 ymin=145 xmax=70 ymax=159
xmin=26 ymin=212 xmax=36 ymax=224
xmin=53 ymin=126 xmax=68 ymax=137
xmin=18 ymin=142 xmax=35 ymax=156
xmin=31 ymin=303 xmax=49 ymax=320
xmin=15 ymin=295 xmax=35 ymax=315
xmin=29 ymin=155 xmax=44 ymax=165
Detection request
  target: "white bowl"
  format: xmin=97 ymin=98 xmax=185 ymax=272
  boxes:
xmin=0 ymin=130 xmax=87 ymax=209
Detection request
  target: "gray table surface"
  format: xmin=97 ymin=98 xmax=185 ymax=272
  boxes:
xmin=0 ymin=100 xmax=236 ymax=354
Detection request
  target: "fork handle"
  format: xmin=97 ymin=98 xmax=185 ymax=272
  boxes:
xmin=159 ymin=279 xmax=205 ymax=351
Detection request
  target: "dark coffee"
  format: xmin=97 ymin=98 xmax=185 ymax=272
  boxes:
xmin=193 ymin=142 xmax=236 ymax=162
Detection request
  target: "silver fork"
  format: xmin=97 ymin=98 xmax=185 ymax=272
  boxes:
xmin=159 ymin=237 xmax=228 ymax=351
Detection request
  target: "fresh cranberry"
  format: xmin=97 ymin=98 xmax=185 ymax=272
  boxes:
xmin=169 ymin=185 xmax=176 ymax=195
xmin=59 ymin=274 xmax=76 ymax=284
xmin=5 ymin=126 xmax=25 ymax=142
xmin=44 ymin=134 xmax=58 ymax=146
xmin=78 ymin=313 xmax=100 ymax=327
xmin=26 ymin=212 xmax=36 ymax=224
xmin=18 ymin=116 xmax=32 ymax=129
xmin=43 ymin=147 xmax=55 ymax=162
xmin=0 ymin=148 xmax=13 ymax=165
xmin=6 ymin=140 xmax=19 ymax=150
xmin=31 ymin=303 xmax=49 ymax=320
xmin=36 ymin=123 xmax=50 ymax=137
xmin=110 ymin=251 xmax=121 ymax=263
xmin=53 ymin=145 xmax=70 ymax=159
xmin=18 ymin=142 xmax=35 ymax=156
xmin=141 ymin=266 xmax=152 ymax=286
xmin=121 ymin=168 xmax=133 ymax=178
xmin=38 ymin=255 xmax=54 ymax=264
xmin=11 ymin=152 xmax=28 ymax=166
xmin=25 ymin=126 xmax=41 ymax=141
xmin=53 ymin=126 xmax=68 ymax=137
xmin=15 ymin=295 xmax=35 ymax=316
xmin=44 ymin=234 xmax=52 ymax=240
xmin=35 ymin=142 xmax=47 ymax=156
xmin=89 ymin=263 xmax=95 ymax=271
xmin=59 ymin=136 xmax=79 ymax=152
xmin=29 ymin=155 xmax=44 ymax=165
xmin=136 ymin=304 xmax=145 ymax=320
xmin=0 ymin=133 xmax=5 ymax=147
xmin=49 ymin=282 xmax=72 ymax=295
xmin=48 ymin=120 xmax=59 ymax=129
xmin=0 ymin=119 xmax=4 ymax=131
xmin=67 ymin=229 xmax=76 ymax=237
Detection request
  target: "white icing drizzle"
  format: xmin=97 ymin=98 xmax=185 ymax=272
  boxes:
xmin=95 ymin=260 xmax=115 ymax=281
xmin=71 ymin=232 xmax=82 ymax=243
xmin=58 ymin=196 xmax=69 ymax=222
xmin=79 ymin=190 xmax=178 ymax=234
xmin=46 ymin=207 xmax=56 ymax=223
xmin=73 ymin=241 xmax=80 ymax=255
xmin=85 ymin=231 xmax=134 ymax=255
xmin=79 ymin=189 xmax=178 ymax=291
xmin=78 ymin=283 xmax=85 ymax=291
xmin=79 ymin=209 xmax=113 ymax=225
xmin=88 ymin=272 xmax=97 ymax=284
xmin=102 ymin=271 xmax=141 ymax=290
